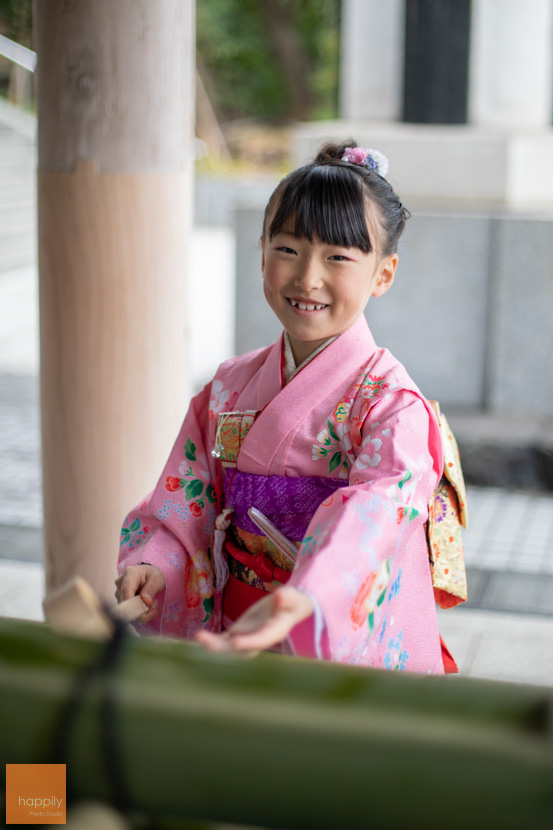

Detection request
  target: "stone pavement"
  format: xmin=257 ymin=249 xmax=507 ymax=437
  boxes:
xmin=2 ymin=263 xmax=553 ymax=687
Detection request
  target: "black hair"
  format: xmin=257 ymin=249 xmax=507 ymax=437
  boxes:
xmin=263 ymin=140 xmax=409 ymax=257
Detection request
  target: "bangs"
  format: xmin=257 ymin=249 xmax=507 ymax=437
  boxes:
xmin=268 ymin=164 xmax=373 ymax=253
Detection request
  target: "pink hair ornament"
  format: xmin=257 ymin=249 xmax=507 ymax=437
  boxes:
xmin=341 ymin=146 xmax=390 ymax=179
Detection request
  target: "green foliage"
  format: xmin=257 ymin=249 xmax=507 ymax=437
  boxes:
xmin=0 ymin=0 xmax=32 ymax=44
xmin=197 ymin=0 xmax=340 ymax=124
xmin=197 ymin=0 xmax=287 ymax=122
xmin=292 ymin=0 xmax=341 ymax=119
xmin=0 ymin=0 xmax=339 ymax=124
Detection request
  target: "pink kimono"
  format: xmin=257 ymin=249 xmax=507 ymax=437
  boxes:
xmin=118 ymin=315 xmax=447 ymax=674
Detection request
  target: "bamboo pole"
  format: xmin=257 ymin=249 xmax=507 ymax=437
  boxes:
xmin=34 ymin=0 xmax=195 ymax=600
xmin=1 ymin=619 xmax=552 ymax=829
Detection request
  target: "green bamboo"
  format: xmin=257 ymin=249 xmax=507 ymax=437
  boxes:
xmin=1 ymin=619 xmax=552 ymax=829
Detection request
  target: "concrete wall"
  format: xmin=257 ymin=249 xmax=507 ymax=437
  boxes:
xmin=488 ymin=218 xmax=553 ymax=415
xmin=367 ymin=212 xmax=491 ymax=409
xmin=234 ymin=205 xmax=553 ymax=417
xmin=235 ymin=207 xmax=282 ymax=356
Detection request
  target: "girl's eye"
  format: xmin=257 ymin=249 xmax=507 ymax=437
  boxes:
xmin=329 ymin=254 xmax=350 ymax=262
xmin=277 ymin=246 xmax=297 ymax=255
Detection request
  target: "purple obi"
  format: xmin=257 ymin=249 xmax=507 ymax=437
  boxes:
xmin=224 ymin=471 xmax=348 ymax=542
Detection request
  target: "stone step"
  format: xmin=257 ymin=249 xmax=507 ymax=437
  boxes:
xmin=0 ymin=179 xmax=36 ymax=204
xmin=0 ymin=110 xmax=36 ymax=275
xmin=0 ymin=126 xmax=35 ymax=146
xmin=0 ymin=243 xmax=36 ymax=273
xmin=0 ymin=213 xmax=36 ymax=273
xmin=0 ymin=142 xmax=36 ymax=165
xmin=449 ymin=411 xmax=553 ymax=491
xmin=0 ymin=162 xmax=36 ymax=185
xmin=0 ymin=99 xmax=36 ymax=141
xmin=0 ymin=216 xmax=35 ymax=237
xmin=0 ymin=201 xmax=36 ymax=228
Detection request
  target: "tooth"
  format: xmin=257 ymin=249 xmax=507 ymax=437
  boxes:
xmin=298 ymin=302 xmax=308 ymax=310
xmin=316 ymin=304 xmax=325 ymax=310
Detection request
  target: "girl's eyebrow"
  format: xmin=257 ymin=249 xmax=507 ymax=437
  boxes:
xmin=273 ymin=229 xmax=297 ymax=238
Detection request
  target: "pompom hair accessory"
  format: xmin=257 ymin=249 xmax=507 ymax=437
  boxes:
xmin=341 ymin=147 xmax=390 ymax=179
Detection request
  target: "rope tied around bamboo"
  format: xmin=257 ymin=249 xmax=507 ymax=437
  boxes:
xmin=48 ymin=612 xmax=134 ymax=817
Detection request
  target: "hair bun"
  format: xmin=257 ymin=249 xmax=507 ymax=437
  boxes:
xmin=314 ymin=140 xmax=358 ymax=164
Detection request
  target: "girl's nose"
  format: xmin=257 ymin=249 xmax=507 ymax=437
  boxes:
xmin=294 ymin=258 xmax=322 ymax=291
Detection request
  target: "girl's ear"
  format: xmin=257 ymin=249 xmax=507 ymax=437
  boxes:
xmin=371 ymin=253 xmax=398 ymax=298
xmin=260 ymin=236 xmax=266 ymax=272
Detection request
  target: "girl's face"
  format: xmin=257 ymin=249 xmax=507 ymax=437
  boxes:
xmin=262 ymin=219 xmax=398 ymax=365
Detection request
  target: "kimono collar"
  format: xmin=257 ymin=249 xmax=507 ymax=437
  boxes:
xmin=282 ymin=332 xmax=337 ymax=384
xmin=237 ymin=315 xmax=379 ymax=475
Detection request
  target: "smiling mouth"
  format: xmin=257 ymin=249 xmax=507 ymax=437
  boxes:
xmin=287 ymin=298 xmax=329 ymax=311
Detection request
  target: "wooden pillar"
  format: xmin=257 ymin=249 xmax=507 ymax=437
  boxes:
xmin=35 ymin=0 xmax=194 ymax=600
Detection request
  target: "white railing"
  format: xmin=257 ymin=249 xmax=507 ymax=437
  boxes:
xmin=0 ymin=34 xmax=36 ymax=113
xmin=0 ymin=34 xmax=36 ymax=72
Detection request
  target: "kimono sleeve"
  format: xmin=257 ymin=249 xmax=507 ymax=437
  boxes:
xmin=117 ymin=383 xmax=221 ymax=638
xmin=286 ymin=389 xmax=445 ymax=674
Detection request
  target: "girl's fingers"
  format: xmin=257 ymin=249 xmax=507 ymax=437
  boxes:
xmin=195 ymin=631 xmax=234 ymax=652
xmin=195 ymin=588 xmax=316 ymax=655
xmin=141 ymin=569 xmax=166 ymax=604
xmin=228 ymin=612 xmax=295 ymax=651
xmin=117 ymin=569 xmax=144 ymax=601
xmin=276 ymin=585 xmax=314 ymax=619
xmin=195 ymin=630 xmax=260 ymax=658
xmin=229 ymin=588 xmax=313 ymax=642
xmin=115 ymin=565 xmax=166 ymax=606
xmin=229 ymin=629 xmax=289 ymax=654
xmin=138 ymin=604 xmax=158 ymax=624
xmin=199 ymin=608 xmax=292 ymax=653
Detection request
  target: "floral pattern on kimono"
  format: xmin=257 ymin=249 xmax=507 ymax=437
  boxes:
xmin=118 ymin=316 xmax=446 ymax=674
xmin=117 ymin=343 xmax=275 ymax=638
xmin=286 ymin=382 xmax=444 ymax=674
xmin=117 ymin=382 xmax=223 ymax=638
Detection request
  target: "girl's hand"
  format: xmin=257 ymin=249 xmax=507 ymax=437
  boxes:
xmin=114 ymin=564 xmax=166 ymax=624
xmin=195 ymin=586 xmax=314 ymax=656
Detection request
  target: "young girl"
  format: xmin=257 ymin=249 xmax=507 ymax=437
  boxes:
xmin=116 ymin=141 xmax=466 ymax=673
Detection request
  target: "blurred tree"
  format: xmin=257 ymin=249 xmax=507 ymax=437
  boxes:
xmin=196 ymin=0 xmax=341 ymax=124
xmin=0 ymin=0 xmax=33 ymax=45
xmin=0 ymin=0 xmax=33 ymax=105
